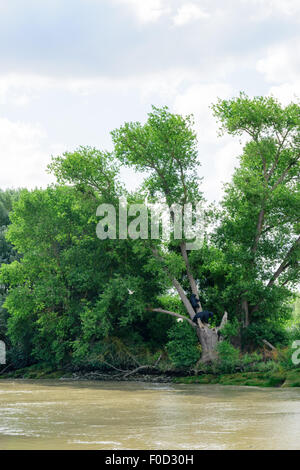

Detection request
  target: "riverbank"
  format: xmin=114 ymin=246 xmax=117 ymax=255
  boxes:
xmin=174 ymin=368 xmax=300 ymax=388
xmin=1 ymin=365 xmax=300 ymax=387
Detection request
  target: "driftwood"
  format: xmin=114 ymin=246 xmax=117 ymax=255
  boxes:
xmin=123 ymin=354 xmax=163 ymax=378
xmin=81 ymin=355 xmax=164 ymax=380
xmin=0 ymin=364 xmax=11 ymax=375
xmin=262 ymin=339 xmax=276 ymax=351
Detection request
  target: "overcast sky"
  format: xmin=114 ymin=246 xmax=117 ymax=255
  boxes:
xmin=1 ymin=0 xmax=299 ymax=202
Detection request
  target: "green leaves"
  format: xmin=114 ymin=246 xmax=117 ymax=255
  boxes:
xmin=112 ymin=105 xmax=202 ymax=206
xmin=213 ymin=94 xmax=299 ymax=325
xmin=0 ymin=182 xmax=166 ymax=367
xmin=48 ymin=146 xmax=124 ymax=200
xmin=212 ymin=92 xmax=300 ymax=139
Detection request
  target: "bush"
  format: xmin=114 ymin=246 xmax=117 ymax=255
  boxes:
xmin=216 ymin=340 xmax=240 ymax=373
xmin=219 ymin=318 xmax=239 ymax=340
xmin=242 ymin=322 xmax=289 ymax=348
xmin=286 ymin=326 xmax=300 ymax=343
xmin=254 ymin=360 xmax=280 ymax=373
xmin=239 ymin=351 xmax=262 ymax=371
xmin=166 ymin=322 xmax=200 ymax=368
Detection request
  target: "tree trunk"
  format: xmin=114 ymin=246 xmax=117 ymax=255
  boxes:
xmin=197 ymin=326 xmax=219 ymax=362
xmin=151 ymin=244 xmax=228 ymax=363
xmin=197 ymin=312 xmax=228 ymax=364
xmin=242 ymin=299 xmax=249 ymax=327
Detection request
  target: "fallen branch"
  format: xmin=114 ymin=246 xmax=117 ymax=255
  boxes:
xmin=0 ymin=364 xmax=11 ymax=375
xmin=262 ymin=339 xmax=276 ymax=351
xmin=100 ymin=360 xmax=128 ymax=373
xmin=123 ymin=354 xmax=163 ymax=378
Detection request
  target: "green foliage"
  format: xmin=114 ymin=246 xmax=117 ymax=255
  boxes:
xmin=0 ymin=185 xmax=165 ymax=368
xmin=112 ymin=105 xmax=202 ymax=207
xmin=220 ymin=318 xmax=239 ymax=340
xmin=0 ymin=189 xmax=22 ymax=347
xmin=1 ymin=96 xmax=299 ymax=372
xmin=166 ymin=321 xmax=199 ymax=368
xmin=216 ymin=340 xmax=240 ymax=373
xmin=48 ymin=146 xmax=123 ymax=200
xmin=242 ymin=321 xmax=289 ymax=348
xmin=212 ymin=94 xmax=299 ymax=328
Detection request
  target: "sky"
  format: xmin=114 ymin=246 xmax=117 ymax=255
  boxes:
xmin=0 ymin=0 xmax=299 ymax=202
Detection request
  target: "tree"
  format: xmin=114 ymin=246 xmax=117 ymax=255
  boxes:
xmin=0 ymin=189 xmax=21 ymax=347
xmin=212 ymin=94 xmax=300 ymax=330
xmin=112 ymin=106 xmax=228 ymax=362
xmin=1 ymin=177 xmax=167 ymax=368
xmin=46 ymin=107 xmax=228 ymax=364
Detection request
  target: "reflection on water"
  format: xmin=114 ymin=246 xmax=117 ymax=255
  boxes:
xmin=0 ymin=380 xmax=300 ymax=449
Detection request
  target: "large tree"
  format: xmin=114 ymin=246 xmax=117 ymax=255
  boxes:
xmin=212 ymin=94 xmax=300 ymax=329
xmin=0 ymin=181 xmax=166 ymax=368
xmin=47 ymin=107 xmax=228 ymax=363
xmin=0 ymin=189 xmax=21 ymax=346
xmin=111 ymin=106 xmax=228 ymax=362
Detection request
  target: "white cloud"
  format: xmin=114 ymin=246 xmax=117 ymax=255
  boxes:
xmin=0 ymin=74 xmax=59 ymax=106
xmin=256 ymin=38 xmax=300 ymax=83
xmin=172 ymin=82 xmax=245 ymax=202
xmin=200 ymin=143 xmax=240 ymax=202
xmin=268 ymin=82 xmax=300 ymax=105
xmin=0 ymin=70 xmax=186 ymax=103
xmin=256 ymin=38 xmax=300 ymax=105
xmin=173 ymin=2 xmax=209 ymax=26
xmin=243 ymin=0 xmax=300 ymax=20
xmin=173 ymin=82 xmax=233 ymax=141
xmin=0 ymin=117 xmax=55 ymax=189
xmin=112 ymin=0 xmax=170 ymax=23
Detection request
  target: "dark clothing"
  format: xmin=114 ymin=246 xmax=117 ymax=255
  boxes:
xmin=190 ymin=294 xmax=200 ymax=312
xmin=193 ymin=310 xmax=213 ymax=324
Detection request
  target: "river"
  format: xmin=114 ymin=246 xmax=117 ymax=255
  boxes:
xmin=0 ymin=379 xmax=300 ymax=450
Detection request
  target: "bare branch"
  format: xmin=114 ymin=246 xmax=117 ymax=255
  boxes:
xmin=267 ymin=129 xmax=290 ymax=181
xmin=151 ymin=247 xmax=197 ymax=320
xmin=216 ymin=311 xmax=228 ymax=332
xmin=149 ymin=307 xmax=196 ymax=328
xmin=123 ymin=354 xmax=163 ymax=378
xmin=267 ymin=235 xmax=300 ymax=287
xmin=180 ymin=241 xmax=202 ymax=308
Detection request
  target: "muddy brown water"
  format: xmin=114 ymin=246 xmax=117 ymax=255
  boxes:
xmin=0 ymin=379 xmax=300 ymax=450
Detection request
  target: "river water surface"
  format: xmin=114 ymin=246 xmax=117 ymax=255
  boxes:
xmin=0 ymin=379 xmax=300 ymax=450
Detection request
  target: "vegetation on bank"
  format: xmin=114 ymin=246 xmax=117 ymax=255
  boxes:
xmin=0 ymin=94 xmax=299 ymax=382
xmin=1 ymin=360 xmax=300 ymax=389
xmin=1 ymin=330 xmax=300 ymax=388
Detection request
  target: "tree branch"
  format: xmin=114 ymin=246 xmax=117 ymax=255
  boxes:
xmin=148 ymin=307 xmax=196 ymax=328
xmin=251 ymin=206 xmax=265 ymax=254
xmin=266 ymin=129 xmax=290 ymax=181
xmin=267 ymin=235 xmax=300 ymax=288
xmin=123 ymin=354 xmax=163 ymax=378
xmin=151 ymin=247 xmax=197 ymax=321
xmin=271 ymin=156 xmax=300 ymax=192
xmin=180 ymin=241 xmax=202 ymax=308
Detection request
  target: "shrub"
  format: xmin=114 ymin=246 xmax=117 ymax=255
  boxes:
xmin=166 ymin=322 xmax=200 ymax=368
xmin=219 ymin=318 xmax=239 ymax=340
xmin=253 ymin=360 xmax=280 ymax=373
xmin=216 ymin=340 xmax=240 ymax=373
xmin=242 ymin=322 xmax=289 ymax=348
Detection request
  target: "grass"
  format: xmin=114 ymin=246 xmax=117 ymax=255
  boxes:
xmin=1 ymin=364 xmax=300 ymax=388
xmin=173 ymin=369 xmax=300 ymax=387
